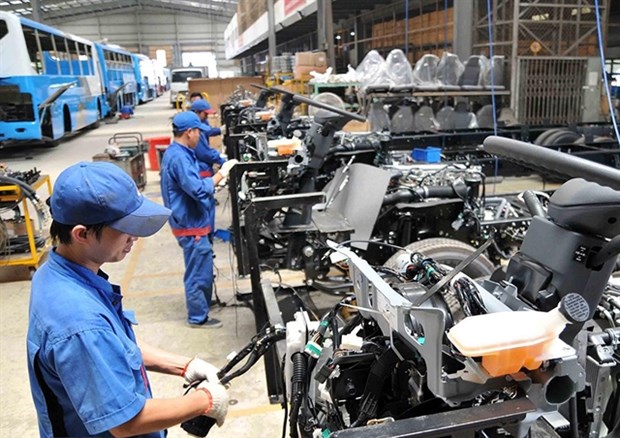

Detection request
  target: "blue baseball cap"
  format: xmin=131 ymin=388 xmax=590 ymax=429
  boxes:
xmin=172 ymin=111 xmax=208 ymax=133
xmin=190 ymin=99 xmax=216 ymax=114
xmin=51 ymin=161 xmax=171 ymax=237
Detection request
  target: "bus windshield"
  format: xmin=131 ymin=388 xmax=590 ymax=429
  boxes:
xmin=172 ymin=71 xmax=203 ymax=82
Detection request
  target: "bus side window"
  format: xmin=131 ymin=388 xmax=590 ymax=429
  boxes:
xmin=71 ymin=40 xmax=82 ymax=75
xmin=30 ymin=29 xmax=58 ymax=75
xmin=22 ymin=26 xmax=42 ymax=74
xmin=79 ymin=43 xmax=92 ymax=75
xmin=54 ymin=36 xmax=71 ymax=75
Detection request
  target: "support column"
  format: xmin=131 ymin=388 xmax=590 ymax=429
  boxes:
xmin=31 ymin=0 xmax=42 ymax=22
xmin=135 ymin=10 xmax=143 ymax=54
xmin=267 ymin=0 xmax=276 ymax=74
xmin=453 ymin=1 xmax=473 ymax=60
xmin=510 ymin=0 xmax=520 ymax=112
xmin=350 ymin=16 xmax=362 ymax=67
xmin=317 ymin=0 xmax=335 ymax=67
xmin=173 ymin=15 xmax=182 ymax=66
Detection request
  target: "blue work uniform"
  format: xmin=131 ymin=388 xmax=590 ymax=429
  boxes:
xmin=27 ymin=249 xmax=162 ymax=438
xmin=160 ymin=141 xmax=215 ymax=325
xmin=195 ymin=123 xmax=223 ymax=178
xmin=195 ymin=122 xmax=224 ymax=232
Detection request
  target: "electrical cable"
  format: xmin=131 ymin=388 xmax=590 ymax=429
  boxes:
xmin=594 ymin=0 xmax=620 ymax=144
xmin=280 ymin=353 xmax=288 ymax=438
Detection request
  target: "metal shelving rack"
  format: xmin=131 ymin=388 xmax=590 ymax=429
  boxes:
xmin=0 ymin=175 xmax=52 ymax=273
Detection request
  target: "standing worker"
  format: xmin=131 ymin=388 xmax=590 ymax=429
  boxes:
xmin=190 ymin=98 xmax=226 ymax=179
xmin=191 ymin=98 xmax=227 ymax=229
xmin=27 ymin=161 xmax=230 ymax=436
xmin=160 ymin=111 xmax=237 ymax=328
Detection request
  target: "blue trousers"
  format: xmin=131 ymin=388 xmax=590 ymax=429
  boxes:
xmin=177 ymin=235 xmax=213 ymax=324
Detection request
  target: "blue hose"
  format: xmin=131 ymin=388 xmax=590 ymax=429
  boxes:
xmin=594 ymin=0 xmax=620 ymax=144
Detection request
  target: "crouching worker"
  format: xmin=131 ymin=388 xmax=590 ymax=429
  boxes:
xmin=27 ymin=161 xmax=229 ymax=437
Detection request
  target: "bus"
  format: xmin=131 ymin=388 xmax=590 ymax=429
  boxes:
xmin=0 ymin=11 xmax=106 ymax=147
xmin=94 ymin=42 xmax=139 ymax=116
xmin=133 ymin=54 xmax=157 ymax=104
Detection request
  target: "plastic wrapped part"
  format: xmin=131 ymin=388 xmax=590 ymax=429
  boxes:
xmin=481 ymin=55 xmax=506 ymax=89
xmin=368 ymin=101 xmax=391 ymax=132
xmin=436 ymin=52 xmax=464 ymax=89
xmin=498 ymin=107 xmax=519 ymax=126
xmin=309 ymin=66 xmax=334 ymax=84
xmin=356 ymin=50 xmax=384 ymax=79
xmin=436 ymin=106 xmax=456 ymax=130
xmin=459 ymin=55 xmax=488 ymax=89
xmin=454 ymin=101 xmax=478 ymax=129
xmin=414 ymin=105 xmax=439 ymax=131
xmin=385 ymin=49 xmax=414 ymax=86
xmin=390 ymin=105 xmax=415 ymax=133
xmin=356 ymin=50 xmax=391 ymax=91
xmin=308 ymin=92 xmax=346 ymax=118
xmin=412 ymin=54 xmax=440 ymax=89
xmin=476 ymin=104 xmax=496 ymax=129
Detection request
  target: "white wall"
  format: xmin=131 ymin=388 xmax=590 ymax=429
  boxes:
xmin=57 ymin=11 xmax=239 ymax=74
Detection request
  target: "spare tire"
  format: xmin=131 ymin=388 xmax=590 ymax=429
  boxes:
xmin=384 ymin=238 xmax=496 ymax=278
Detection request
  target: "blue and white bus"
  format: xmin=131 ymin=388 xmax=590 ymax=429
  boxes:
xmin=0 ymin=11 xmax=106 ymax=146
xmin=94 ymin=42 xmax=139 ymax=116
xmin=134 ymin=54 xmax=157 ymax=104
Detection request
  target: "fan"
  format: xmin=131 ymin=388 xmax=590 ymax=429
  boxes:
xmin=308 ymin=92 xmax=346 ymax=118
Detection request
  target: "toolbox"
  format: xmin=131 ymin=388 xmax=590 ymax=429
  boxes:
xmin=93 ymin=132 xmax=148 ymax=190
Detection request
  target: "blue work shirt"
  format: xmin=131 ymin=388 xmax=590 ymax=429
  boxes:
xmin=195 ymin=123 xmax=224 ymax=178
xmin=160 ymin=141 xmax=215 ymax=230
xmin=27 ymin=249 xmax=163 ymax=438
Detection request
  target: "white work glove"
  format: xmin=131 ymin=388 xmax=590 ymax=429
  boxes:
xmin=220 ymin=125 xmax=227 ymax=136
xmin=218 ymin=159 xmax=239 ymax=178
xmin=197 ymin=381 xmax=229 ymax=426
xmin=183 ymin=357 xmax=220 ymax=385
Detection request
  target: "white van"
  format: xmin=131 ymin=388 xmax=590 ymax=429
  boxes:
xmin=169 ymin=67 xmax=206 ymax=105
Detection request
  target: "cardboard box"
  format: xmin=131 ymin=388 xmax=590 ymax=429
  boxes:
xmin=294 ymin=65 xmax=326 ymax=80
xmin=4 ymin=219 xmax=35 ymax=237
xmin=314 ymin=52 xmax=327 ymax=67
xmin=207 ymin=114 xmax=223 ymax=151
xmin=295 ymin=51 xmax=315 ymax=67
xmin=187 ymin=76 xmax=265 ymax=113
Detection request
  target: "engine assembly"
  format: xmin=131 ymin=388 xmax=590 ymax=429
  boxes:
xmin=279 ymin=139 xmax=620 ymax=438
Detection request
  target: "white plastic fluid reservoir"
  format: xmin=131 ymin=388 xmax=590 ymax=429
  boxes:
xmin=447 ymin=293 xmax=589 ymax=377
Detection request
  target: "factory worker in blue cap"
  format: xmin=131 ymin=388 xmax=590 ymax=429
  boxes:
xmin=190 ymin=98 xmax=228 ymax=231
xmin=190 ymin=98 xmax=226 ymax=179
xmin=27 ymin=161 xmax=230 ymax=437
xmin=160 ymin=111 xmax=237 ymax=329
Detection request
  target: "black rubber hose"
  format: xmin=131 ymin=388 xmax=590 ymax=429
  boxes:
xmin=522 ymin=190 xmax=546 ymax=217
xmin=350 ymin=348 xmax=399 ymax=427
xmin=289 ymin=352 xmax=307 ymax=438
xmin=589 ymin=235 xmax=620 ymax=268
xmin=569 ymin=396 xmax=579 ymax=438
xmin=382 ymin=185 xmax=458 ymax=205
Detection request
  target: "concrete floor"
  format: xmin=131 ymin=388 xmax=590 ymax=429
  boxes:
xmin=0 ymin=94 xmax=560 ymax=437
xmin=0 ymin=95 xmax=285 ymax=437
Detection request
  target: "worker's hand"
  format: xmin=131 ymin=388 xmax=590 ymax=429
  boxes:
xmin=183 ymin=357 xmax=220 ymax=384
xmin=197 ymin=381 xmax=229 ymax=426
xmin=220 ymin=125 xmax=227 ymax=136
xmin=219 ymin=159 xmax=239 ymax=178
